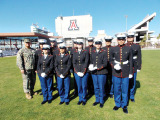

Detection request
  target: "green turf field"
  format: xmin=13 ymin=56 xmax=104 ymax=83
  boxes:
xmin=0 ymin=50 xmax=160 ymax=120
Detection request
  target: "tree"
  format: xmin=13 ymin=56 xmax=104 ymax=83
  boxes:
xmin=140 ymin=34 xmax=150 ymax=47
xmin=157 ymin=34 xmax=160 ymax=40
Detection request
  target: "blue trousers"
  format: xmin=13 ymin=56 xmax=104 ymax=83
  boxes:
xmin=110 ymin=76 xmax=114 ymax=95
xmin=57 ymin=76 xmax=70 ymax=102
xmin=92 ymin=74 xmax=107 ymax=104
xmin=39 ymin=75 xmax=53 ymax=101
xmin=113 ymin=76 xmax=129 ymax=108
xmin=129 ymin=72 xmax=137 ymax=99
xmin=74 ymin=73 xmax=89 ymax=102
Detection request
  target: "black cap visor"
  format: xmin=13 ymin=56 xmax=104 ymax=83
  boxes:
xmin=77 ymin=42 xmax=83 ymax=45
xmin=105 ymin=39 xmax=112 ymax=42
xmin=95 ymin=41 xmax=102 ymax=44
xmin=117 ymin=37 xmax=126 ymax=40
xmin=127 ymin=35 xmax=134 ymax=38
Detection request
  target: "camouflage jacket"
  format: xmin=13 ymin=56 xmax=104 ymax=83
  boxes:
xmin=17 ymin=47 xmax=36 ymax=70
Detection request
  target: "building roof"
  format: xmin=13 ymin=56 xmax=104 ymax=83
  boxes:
xmin=0 ymin=32 xmax=61 ymax=38
xmin=128 ymin=12 xmax=156 ymax=32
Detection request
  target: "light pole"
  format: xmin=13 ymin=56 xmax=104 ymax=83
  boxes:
xmin=60 ymin=16 xmax=63 ymax=36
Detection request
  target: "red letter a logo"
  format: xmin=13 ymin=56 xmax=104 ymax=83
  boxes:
xmin=68 ymin=20 xmax=79 ymax=31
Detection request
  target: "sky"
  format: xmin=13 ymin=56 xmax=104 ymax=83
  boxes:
xmin=0 ymin=0 xmax=160 ymax=37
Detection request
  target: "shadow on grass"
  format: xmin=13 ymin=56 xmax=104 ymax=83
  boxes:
xmin=128 ymin=80 xmax=141 ymax=106
xmin=135 ymin=80 xmax=141 ymax=94
xmin=35 ymin=89 xmax=42 ymax=94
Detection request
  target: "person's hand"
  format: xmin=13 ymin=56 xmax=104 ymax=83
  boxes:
xmin=137 ymin=69 xmax=140 ymax=72
xmin=114 ymin=64 xmax=121 ymax=70
xmin=79 ymin=72 xmax=84 ymax=77
xmin=77 ymin=72 xmax=81 ymax=77
xmin=41 ymin=73 xmax=47 ymax=78
xmin=35 ymin=71 xmax=37 ymax=73
xmin=60 ymin=74 xmax=65 ymax=78
xmin=129 ymin=74 xmax=133 ymax=78
xmin=21 ymin=70 xmax=25 ymax=74
xmin=88 ymin=64 xmax=94 ymax=71
xmin=93 ymin=67 xmax=97 ymax=70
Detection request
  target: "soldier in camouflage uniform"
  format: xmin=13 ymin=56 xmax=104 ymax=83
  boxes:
xmin=17 ymin=38 xmax=36 ymax=99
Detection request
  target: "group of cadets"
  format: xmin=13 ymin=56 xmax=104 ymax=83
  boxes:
xmin=17 ymin=32 xmax=141 ymax=114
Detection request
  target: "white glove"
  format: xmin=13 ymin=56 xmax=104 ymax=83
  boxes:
xmin=114 ymin=64 xmax=121 ymax=70
xmin=93 ymin=66 xmax=97 ymax=70
xmin=137 ymin=69 xmax=140 ymax=72
xmin=88 ymin=64 xmax=94 ymax=71
xmin=79 ymin=72 xmax=84 ymax=77
xmin=77 ymin=72 xmax=81 ymax=77
xmin=129 ymin=74 xmax=133 ymax=78
xmin=41 ymin=73 xmax=47 ymax=78
xmin=60 ymin=74 xmax=65 ymax=78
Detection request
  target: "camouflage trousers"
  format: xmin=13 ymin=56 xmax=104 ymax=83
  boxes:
xmin=22 ymin=70 xmax=36 ymax=93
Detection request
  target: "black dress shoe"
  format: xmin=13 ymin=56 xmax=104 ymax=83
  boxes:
xmin=123 ymin=107 xmax=128 ymax=114
xmin=59 ymin=102 xmax=64 ymax=105
xmin=65 ymin=102 xmax=69 ymax=105
xmin=41 ymin=101 xmax=47 ymax=105
xmin=100 ymin=104 xmax=104 ymax=108
xmin=82 ymin=102 xmax=86 ymax=106
xmin=131 ymin=99 xmax=135 ymax=102
xmin=110 ymin=94 xmax=113 ymax=98
xmin=77 ymin=101 xmax=82 ymax=105
xmin=113 ymin=106 xmax=120 ymax=111
xmin=93 ymin=102 xmax=99 ymax=106
xmin=48 ymin=100 xmax=52 ymax=104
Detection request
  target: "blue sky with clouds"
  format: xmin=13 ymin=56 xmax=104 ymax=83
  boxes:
xmin=0 ymin=0 xmax=159 ymax=36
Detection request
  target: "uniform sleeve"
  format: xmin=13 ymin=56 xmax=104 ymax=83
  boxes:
xmin=70 ymin=49 xmax=73 ymax=63
xmin=37 ymin=56 xmax=41 ymax=73
xmin=90 ymin=51 xmax=93 ymax=64
xmin=97 ymin=52 xmax=108 ymax=70
xmin=129 ymin=48 xmax=133 ymax=74
xmin=62 ymin=56 xmax=71 ymax=76
xmin=73 ymin=54 xmax=78 ymax=73
xmin=16 ymin=49 xmax=24 ymax=70
xmin=137 ymin=45 xmax=142 ymax=70
xmin=55 ymin=56 xmax=61 ymax=76
xmin=110 ymin=48 xmax=116 ymax=68
xmin=35 ymin=50 xmax=39 ymax=70
xmin=82 ymin=51 xmax=89 ymax=74
xmin=46 ymin=56 xmax=54 ymax=75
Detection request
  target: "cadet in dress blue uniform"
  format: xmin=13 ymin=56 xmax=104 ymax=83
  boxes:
xmin=36 ymin=44 xmax=54 ymax=104
xmin=89 ymin=39 xmax=108 ymax=108
xmin=52 ymin=38 xmax=65 ymax=89
xmin=102 ymin=36 xmax=114 ymax=98
xmin=35 ymin=39 xmax=47 ymax=72
xmin=126 ymin=32 xmax=142 ymax=102
xmin=110 ymin=33 xmax=133 ymax=113
xmin=85 ymin=37 xmax=96 ymax=95
xmin=49 ymin=38 xmax=58 ymax=55
xmin=73 ymin=39 xmax=89 ymax=105
xmin=49 ymin=38 xmax=58 ymax=91
xmin=70 ymin=39 xmax=78 ymax=95
xmin=54 ymin=38 xmax=65 ymax=55
xmin=35 ymin=39 xmax=47 ymax=95
xmin=55 ymin=43 xmax=71 ymax=105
